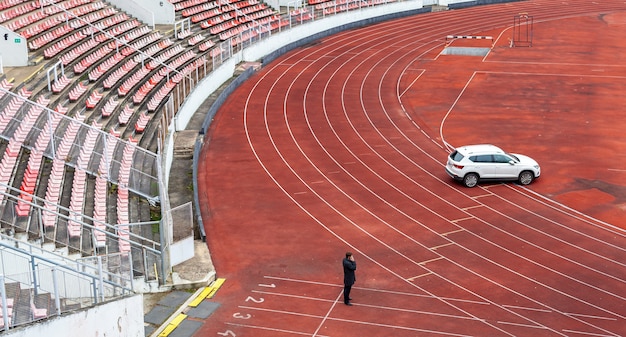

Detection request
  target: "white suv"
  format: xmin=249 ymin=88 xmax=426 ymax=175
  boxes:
xmin=445 ymin=144 xmax=540 ymax=187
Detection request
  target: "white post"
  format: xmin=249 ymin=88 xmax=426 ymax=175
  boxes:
xmin=0 ymin=276 xmax=8 ymax=332
xmin=97 ymin=256 xmax=105 ymax=302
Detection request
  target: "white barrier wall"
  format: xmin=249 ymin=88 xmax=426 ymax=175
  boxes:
xmin=165 ymin=0 xmax=423 ymax=188
xmin=174 ymin=0 xmax=423 ymax=133
xmin=243 ymin=1 xmax=423 ymax=63
xmin=108 ymin=0 xmax=175 ymax=26
xmin=162 ymin=57 xmax=239 ymax=186
xmin=0 ymin=27 xmax=28 ymax=67
xmin=3 ymin=295 xmax=144 ymax=337
xmin=438 ymin=0 xmax=474 ymax=5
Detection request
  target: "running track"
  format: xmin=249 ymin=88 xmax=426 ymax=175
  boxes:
xmin=196 ymin=1 xmax=626 ymax=336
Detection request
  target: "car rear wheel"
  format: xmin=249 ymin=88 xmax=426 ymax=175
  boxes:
xmin=518 ymin=171 xmax=534 ymax=185
xmin=463 ymin=173 xmax=479 ymax=188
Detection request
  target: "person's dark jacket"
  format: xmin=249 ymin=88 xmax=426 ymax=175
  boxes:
xmin=343 ymin=258 xmax=356 ymax=286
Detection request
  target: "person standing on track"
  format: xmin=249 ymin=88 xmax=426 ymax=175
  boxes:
xmin=343 ymin=252 xmax=356 ymax=306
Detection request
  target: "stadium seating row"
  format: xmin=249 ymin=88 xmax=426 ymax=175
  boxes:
xmin=0 ymin=0 xmax=378 ymax=270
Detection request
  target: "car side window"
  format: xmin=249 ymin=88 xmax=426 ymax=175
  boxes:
xmin=493 ymin=154 xmax=511 ymax=163
xmin=470 ymin=155 xmax=493 ymax=163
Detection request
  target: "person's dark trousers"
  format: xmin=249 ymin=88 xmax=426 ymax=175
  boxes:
xmin=344 ymin=285 xmax=352 ymax=304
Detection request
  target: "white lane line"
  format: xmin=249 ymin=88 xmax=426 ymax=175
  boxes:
xmin=263 ymin=275 xmax=341 ymax=287
xmin=250 ymin=289 xmax=487 ymax=323
xmin=461 ymin=205 xmax=483 ymax=211
xmin=501 ymin=304 xmax=552 ymax=313
xmin=430 ymin=242 xmax=455 ymax=250
xmin=238 ymin=305 xmax=477 ymax=337
xmin=442 ymin=228 xmax=466 ymax=235
xmin=399 ymin=69 xmax=425 ymax=98
xmin=312 ymin=291 xmax=343 ymax=337
xmin=418 ymin=257 xmax=444 ymax=265
xmin=225 ymin=322 xmax=331 ymax=337
xmin=406 ymin=272 xmax=432 ymax=281
xmin=561 ymin=329 xmax=616 ymax=337
xmin=564 ymin=312 xmax=617 ymax=321
xmin=510 ymin=186 xmax=626 ymax=238
xmin=496 ymin=320 xmax=548 ymax=330
xmin=449 ymin=218 xmax=473 ymax=224
xmin=262 ymin=275 xmax=489 ymax=305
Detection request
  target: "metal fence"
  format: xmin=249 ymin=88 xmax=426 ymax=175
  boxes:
xmin=0 ymin=237 xmax=133 ymax=331
xmin=0 ymin=183 xmax=162 ymax=284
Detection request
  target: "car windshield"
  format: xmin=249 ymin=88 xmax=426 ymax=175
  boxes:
xmin=507 ymin=153 xmax=520 ymax=162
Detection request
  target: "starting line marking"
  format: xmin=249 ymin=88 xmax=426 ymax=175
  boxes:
xmin=502 ymin=304 xmax=552 ymax=313
xmin=461 ymin=204 xmax=484 ymax=211
xmin=430 ymin=242 xmax=455 ymax=250
xmin=496 ymin=320 xmax=546 ymax=330
xmin=406 ymin=272 xmax=432 ymax=281
xmin=418 ymin=256 xmax=444 ymax=265
xmin=226 ymin=322 xmax=331 ymax=337
xmin=449 ymin=217 xmax=473 ymax=224
xmin=446 ymin=35 xmax=493 ymax=40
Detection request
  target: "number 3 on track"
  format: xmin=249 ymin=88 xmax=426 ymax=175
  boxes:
xmin=232 ymin=312 xmax=251 ymax=319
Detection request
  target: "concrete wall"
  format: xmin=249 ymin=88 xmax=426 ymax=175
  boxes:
xmin=108 ymin=0 xmax=175 ymax=26
xmin=447 ymin=0 xmax=520 ymax=9
xmin=175 ymin=0 xmax=424 ymax=133
xmin=439 ymin=0 xmax=473 ymax=6
xmin=3 ymin=295 xmax=144 ymax=337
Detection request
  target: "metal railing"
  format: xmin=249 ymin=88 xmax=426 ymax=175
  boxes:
xmin=0 ymin=236 xmax=133 ymax=331
xmin=0 ymin=182 xmax=162 ymax=284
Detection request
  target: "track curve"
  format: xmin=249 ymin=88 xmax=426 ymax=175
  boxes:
xmin=196 ymin=1 xmax=626 ymax=336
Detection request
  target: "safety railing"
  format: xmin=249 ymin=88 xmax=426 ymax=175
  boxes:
xmin=0 ymin=237 xmax=134 ymax=331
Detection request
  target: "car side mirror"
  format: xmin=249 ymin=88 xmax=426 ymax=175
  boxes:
xmin=508 ymin=160 xmax=515 ymax=165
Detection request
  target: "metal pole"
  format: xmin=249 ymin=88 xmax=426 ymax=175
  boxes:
xmin=31 ymin=255 xmax=39 ymax=296
xmin=127 ymin=251 xmax=134 ymax=291
xmin=0 ymin=276 xmax=9 ymax=331
xmin=97 ymin=256 xmax=104 ymax=302
xmin=91 ymin=279 xmax=97 ymax=304
xmin=52 ymin=267 xmax=61 ymax=316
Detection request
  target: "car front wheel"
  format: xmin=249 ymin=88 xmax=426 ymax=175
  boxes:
xmin=463 ymin=173 xmax=479 ymax=188
xmin=518 ymin=171 xmax=534 ymax=185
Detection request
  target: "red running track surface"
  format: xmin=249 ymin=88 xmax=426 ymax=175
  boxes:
xmin=196 ymin=1 xmax=626 ymax=336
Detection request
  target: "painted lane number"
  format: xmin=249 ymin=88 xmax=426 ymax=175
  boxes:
xmin=233 ymin=313 xmax=251 ymax=319
xmin=245 ymin=296 xmax=264 ymax=303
